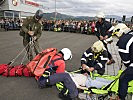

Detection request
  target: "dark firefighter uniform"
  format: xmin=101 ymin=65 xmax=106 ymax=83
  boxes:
xmin=81 ymin=47 xmax=108 ymax=75
xmin=95 ymin=20 xmax=114 ymax=63
xmin=117 ymin=30 xmax=133 ymax=100
xmin=20 ymin=16 xmax=42 ymax=60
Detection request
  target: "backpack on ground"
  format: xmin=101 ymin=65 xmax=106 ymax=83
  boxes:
xmin=26 ymin=48 xmax=57 ymax=77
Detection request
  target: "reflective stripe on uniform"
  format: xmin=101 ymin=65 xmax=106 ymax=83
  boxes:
xmin=84 ymin=52 xmax=93 ymax=57
xmin=123 ymin=60 xmax=130 ymax=64
xmin=100 ymin=56 xmax=108 ymax=61
xmin=129 ymin=32 xmax=133 ymax=35
xmin=129 ymin=63 xmax=133 ymax=67
xmin=118 ymin=37 xmax=133 ymax=53
xmin=81 ymin=58 xmax=87 ymax=62
xmin=97 ymin=63 xmax=103 ymax=68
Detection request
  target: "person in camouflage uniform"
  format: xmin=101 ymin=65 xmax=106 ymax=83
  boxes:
xmin=20 ymin=10 xmax=43 ymax=61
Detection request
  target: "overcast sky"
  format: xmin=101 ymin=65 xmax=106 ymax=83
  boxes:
xmin=34 ymin=0 xmax=133 ymax=17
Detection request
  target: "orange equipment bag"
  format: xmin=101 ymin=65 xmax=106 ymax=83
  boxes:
xmin=26 ymin=48 xmax=57 ymax=76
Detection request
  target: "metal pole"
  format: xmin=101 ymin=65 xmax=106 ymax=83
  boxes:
xmin=54 ymin=0 xmax=56 ymax=21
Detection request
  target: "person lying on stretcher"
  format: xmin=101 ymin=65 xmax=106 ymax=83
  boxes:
xmin=69 ymin=72 xmax=113 ymax=90
xmin=38 ymin=71 xmax=113 ymax=100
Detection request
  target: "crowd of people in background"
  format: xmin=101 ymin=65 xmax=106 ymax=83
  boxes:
xmin=42 ymin=20 xmax=96 ymax=34
xmin=0 ymin=18 xmax=23 ymax=31
xmin=0 ymin=18 xmax=132 ymax=35
xmin=0 ymin=18 xmax=96 ymax=34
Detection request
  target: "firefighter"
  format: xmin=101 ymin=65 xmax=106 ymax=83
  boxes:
xmin=81 ymin=40 xmax=108 ymax=75
xmin=19 ymin=10 xmax=43 ymax=61
xmin=37 ymin=48 xmax=79 ymax=100
xmin=95 ymin=12 xmax=115 ymax=65
xmin=113 ymin=23 xmax=133 ymax=100
xmin=44 ymin=48 xmax=72 ymax=74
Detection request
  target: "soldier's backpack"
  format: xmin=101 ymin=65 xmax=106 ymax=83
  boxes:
xmin=26 ymin=48 xmax=57 ymax=77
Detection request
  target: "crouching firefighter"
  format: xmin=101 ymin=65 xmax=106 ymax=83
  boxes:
xmin=112 ymin=23 xmax=133 ymax=100
xmin=81 ymin=40 xmax=108 ymax=75
xmin=37 ymin=48 xmax=79 ymax=100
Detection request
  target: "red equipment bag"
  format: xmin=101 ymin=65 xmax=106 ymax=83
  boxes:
xmin=26 ymin=48 xmax=57 ymax=76
xmin=15 ymin=65 xmax=34 ymax=77
xmin=0 ymin=64 xmax=34 ymax=77
xmin=0 ymin=64 xmax=9 ymax=75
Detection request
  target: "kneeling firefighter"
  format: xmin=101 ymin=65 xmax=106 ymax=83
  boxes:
xmin=112 ymin=23 xmax=133 ymax=100
xmin=81 ymin=40 xmax=108 ymax=75
xmin=37 ymin=48 xmax=79 ymax=100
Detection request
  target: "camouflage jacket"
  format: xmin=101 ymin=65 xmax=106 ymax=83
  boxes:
xmin=20 ymin=16 xmax=42 ymax=40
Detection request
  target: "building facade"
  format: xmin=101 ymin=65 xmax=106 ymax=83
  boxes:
xmin=0 ymin=0 xmax=44 ymax=19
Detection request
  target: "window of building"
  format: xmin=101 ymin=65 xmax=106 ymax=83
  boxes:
xmin=4 ymin=11 xmax=13 ymax=18
xmin=14 ymin=12 xmax=19 ymax=18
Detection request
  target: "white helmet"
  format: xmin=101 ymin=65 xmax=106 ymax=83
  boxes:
xmin=112 ymin=23 xmax=130 ymax=38
xmin=96 ymin=12 xmax=105 ymax=18
xmin=60 ymin=48 xmax=72 ymax=60
xmin=92 ymin=41 xmax=104 ymax=53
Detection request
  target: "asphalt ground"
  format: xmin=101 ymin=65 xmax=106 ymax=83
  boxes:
xmin=0 ymin=31 xmax=98 ymax=100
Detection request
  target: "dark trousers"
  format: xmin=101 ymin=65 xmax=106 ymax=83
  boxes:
xmin=118 ymin=67 xmax=133 ymax=100
xmin=38 ymin=73 xmax=78 ymax=98
xmin=103 ymin=42 xmax=112 ymax=60
xmin=23 ymin=38 xmax=40 ymax=60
